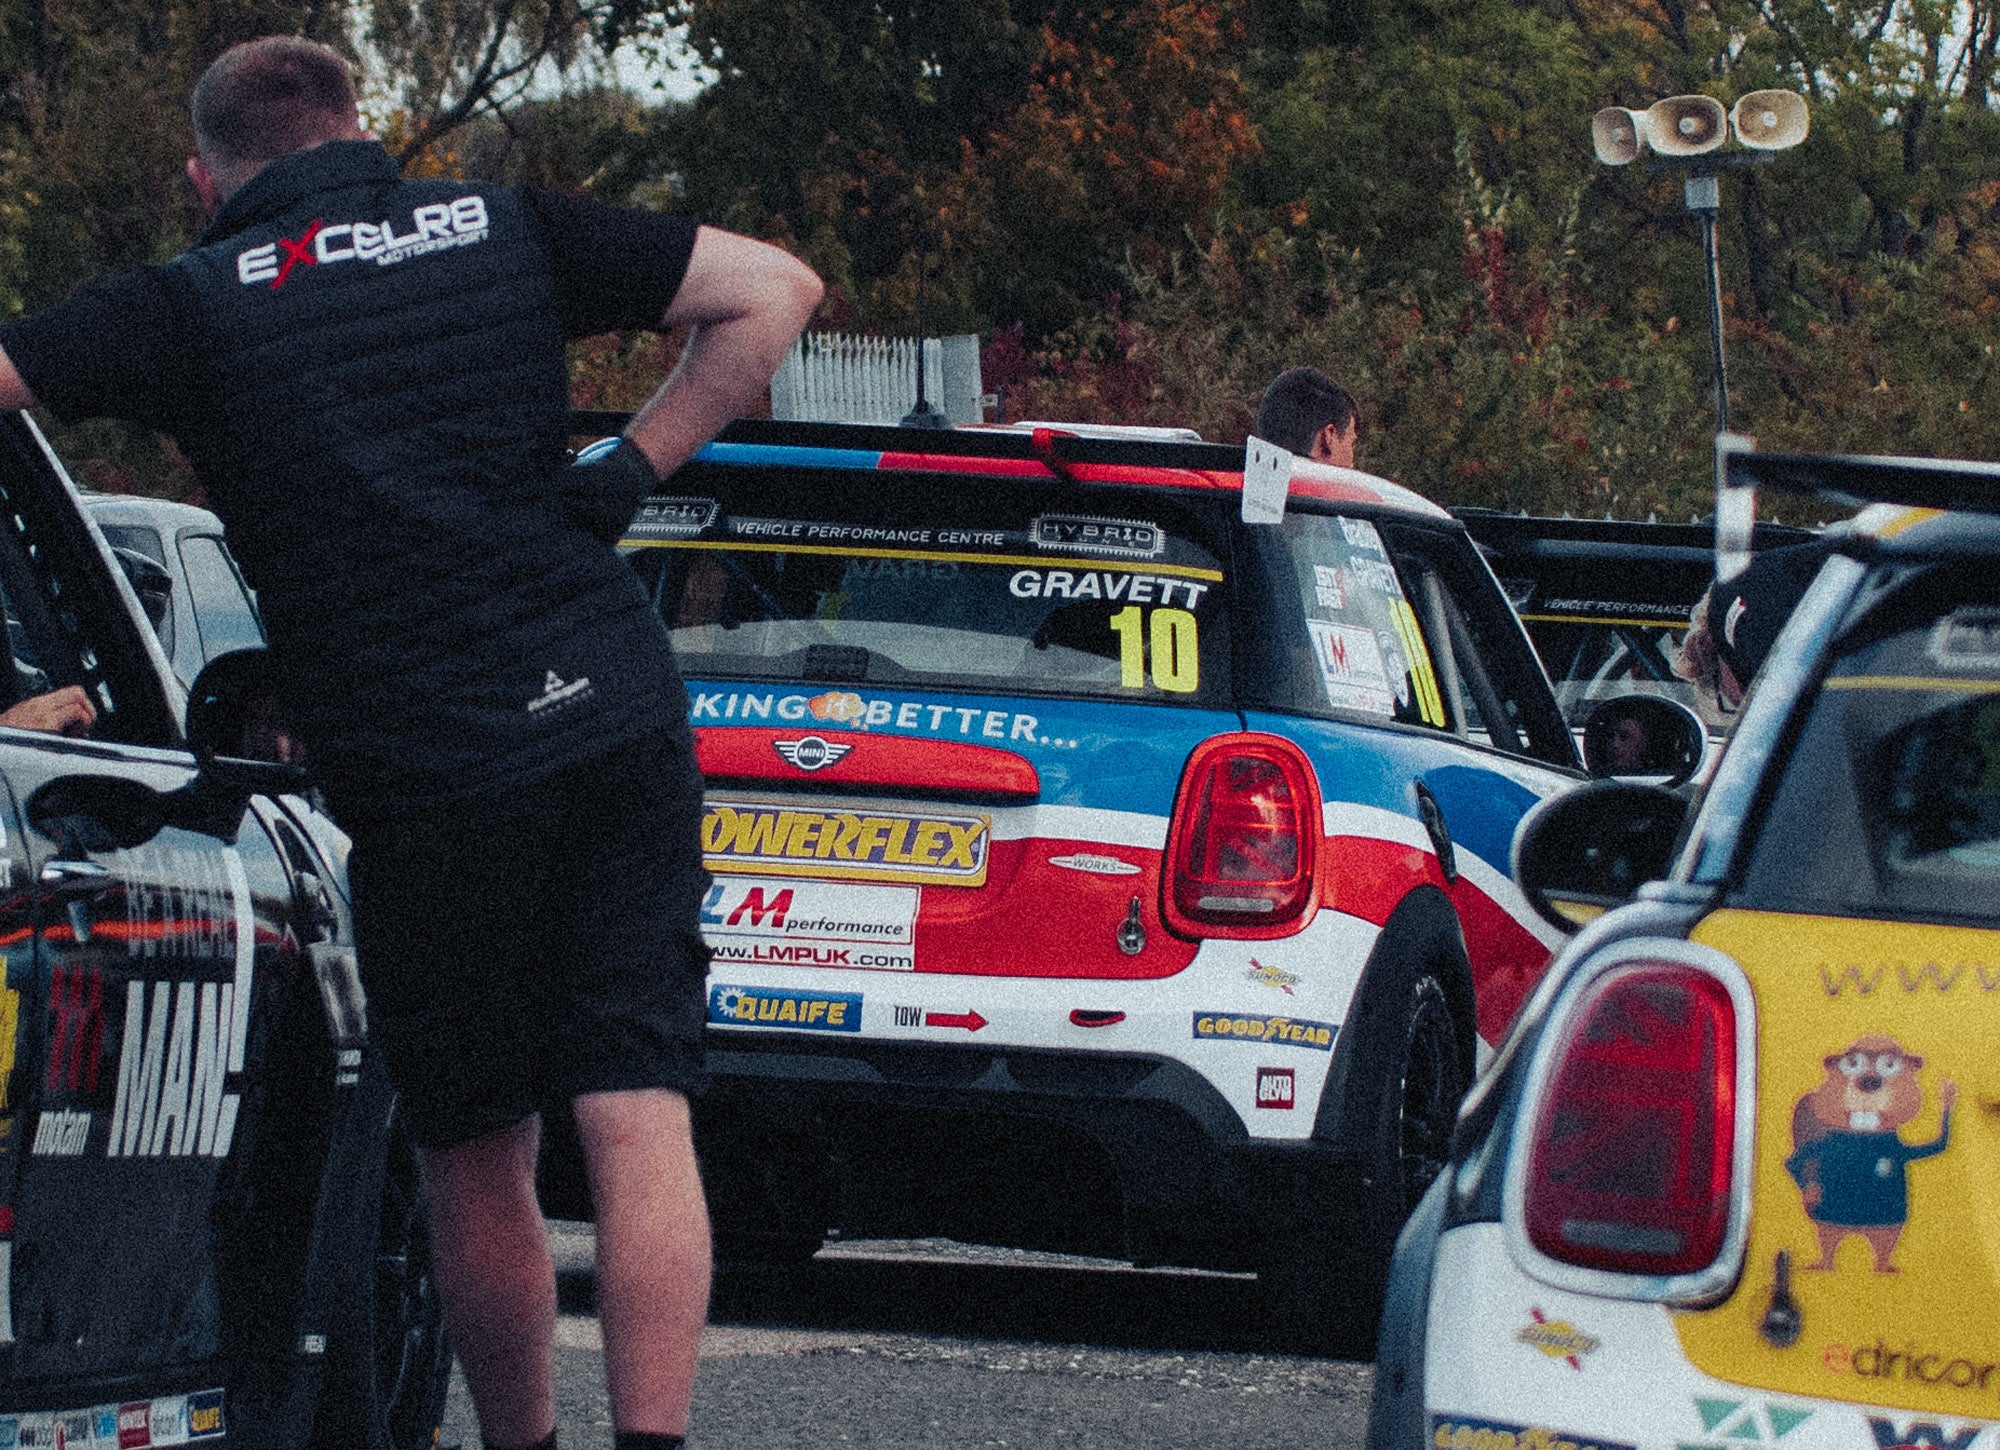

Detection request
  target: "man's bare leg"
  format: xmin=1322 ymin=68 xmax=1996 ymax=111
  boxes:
xmin=418 ymin=1115 xmax=556 ymax=1448
xmin=571 ymin=1087 xmax=711 ymax=1436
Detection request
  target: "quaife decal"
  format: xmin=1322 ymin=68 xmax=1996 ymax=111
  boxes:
xmin=1192 ymin=1013 xmax=1335 ymax=1050
xmin=1868 ymin=1418 xmax=1988 ymax=1450
xmin=709 ymin=985 xmax=862 ymax=1033
xmin=237 ymin=196 xmax=490 ymax=287
xmin=702 ymin=803 xmax=988 ymax=886
xmin=1681 ymin=1398 xmax=1813 ymax=1447
xmin=626 ymin=497 xmax=721 ymax=538
xmin=1030 ymin=514 xmax=1164 ymax=559
xmin=1516 ymin=1307 xmax=1598 ymax=1369
xmin=1428 ymin=1415 xmax=1635 ymax=1450
xmin=1786 ymin=1034 xmax=1954 ymax=1272
xmin=700 ymin=877 xmax=918 ymax=971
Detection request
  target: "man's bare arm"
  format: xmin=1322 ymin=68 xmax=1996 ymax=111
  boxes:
xmin=622 ymin=227 xmax=823 ymax=479
xmin=0 ymin=345 xmax=39 ymax=412
xmin=0 ymin=685 xmax=95 ymax=737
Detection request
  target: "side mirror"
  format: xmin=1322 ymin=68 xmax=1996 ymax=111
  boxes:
xmin=1578 ymin=694 xmax=1706 ymax=787
xmin=111 ymin=546 xmax=173 ymax=633
xmin=1512 ymin=781 xmax=1689 ymax=932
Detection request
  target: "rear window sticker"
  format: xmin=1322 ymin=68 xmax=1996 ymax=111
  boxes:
xmin=1313 ymin=564 xmax=1345 ymax=611
xmin=1347 ymin=556 xmax=1402 ymax=596
xmin=1339 ymin=516 xmax=1388 ymax=555
xmin=709 ymin=984 xmax=863 ymax=1032
xmin=1308 ymin=620 xmax=1395 ymax=716
xmin=1930 ymin=606 xmax=2000 ymax=671
xmin=1030 ymin=514 xmax=1165 ymax=559
xmin=625 ymin=497 xmax=720 ymax=538
xmin=1785 ymin=1033 xmax=1956 ymax=1272
xmin=1007 ymin=569 xmax=1213 ymax=607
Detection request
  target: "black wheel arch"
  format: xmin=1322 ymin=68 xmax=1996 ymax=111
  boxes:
xmin=1309 ymin=884 xmax=1477 ymax=1153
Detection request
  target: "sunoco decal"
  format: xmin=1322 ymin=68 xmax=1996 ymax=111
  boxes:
xmin=702 ymin=802 xmax=989 ymax=886
xmin=701 ymin=877 xmax=918 ymax=971
xmin=709 ymin=985 xmax=862 ymax=1033
xmin=1192 ymin=1012 xmax=1336 ymax=1050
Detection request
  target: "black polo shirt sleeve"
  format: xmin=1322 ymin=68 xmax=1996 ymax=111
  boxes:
xmin=521 ymin=190 xmax=699 ymax=340
xmin=0 ymin=266 xmax=194 ymax=430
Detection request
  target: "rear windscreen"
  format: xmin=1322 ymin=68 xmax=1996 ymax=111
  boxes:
xmin=622 ymin=468 xmax=1230 ymax=704
xmin=1743 ymin=567 xmax=2000 ymax=923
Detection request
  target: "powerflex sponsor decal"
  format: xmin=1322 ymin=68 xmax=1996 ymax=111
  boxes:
xmin=690 ymin=689 xmax=1081 ymax=748
xmin=702 ymin=803 xmax=988 ymax=886
xmin=700 ymin=878 xmax=918 ymax=972
xmin=1030 ymin=514 xmax=1164 ymax=559
xmin=626 ymin=497 xmax=720 ymax=539
xmin=1428 ymin=1415 xmax=1635 ymax=1450
xmin=237 ymin=196 xmax=489 ymax=287
xmin=1192 ymin=1012 xmax=1336 ymax=1050
xmin=709 ymin=985 xmax=862 ymax=1033
xmin=1516 ymin=1307 xmax=1599 ymax=1369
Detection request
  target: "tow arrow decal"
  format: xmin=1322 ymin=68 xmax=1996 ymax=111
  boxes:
xmin=925 ymin=1009 xmax=988 ymax=1032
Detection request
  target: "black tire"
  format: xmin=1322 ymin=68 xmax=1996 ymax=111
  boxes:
xmin=1261 ymin=970 xmax=1468 ymax=1357
xmin=314 ymin=1102 xmax=453 ymax=1450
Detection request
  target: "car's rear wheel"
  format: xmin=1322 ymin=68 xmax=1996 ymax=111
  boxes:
xmin=1261 ymin=969 xmax=1468 ymax=1357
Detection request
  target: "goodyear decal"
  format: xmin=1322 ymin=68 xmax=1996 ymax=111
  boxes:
xmin=1429 ymin=1415 xmax=1636 ymax=1450
xmin=1192 ymin=1012 xmax=1336 ymax=1050
xmin=709 ymin=985 xmax=862 ymax=1033
xmin=702 ymin=802 xmax=988 ymax=886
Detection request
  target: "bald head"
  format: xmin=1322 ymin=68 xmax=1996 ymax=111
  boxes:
xmin=189 ymin=37 xmax=365 ymax=200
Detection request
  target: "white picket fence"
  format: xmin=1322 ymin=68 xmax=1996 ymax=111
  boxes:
xmin=770 ymin=332 xmax=986 ymax=425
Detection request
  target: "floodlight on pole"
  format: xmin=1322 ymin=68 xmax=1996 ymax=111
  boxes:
xmin=1590 ymin=89 xmax=1808 ymax=576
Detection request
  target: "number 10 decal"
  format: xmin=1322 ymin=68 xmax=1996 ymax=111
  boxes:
xmin=1109 ymin=606 xmax=1199 ymax=692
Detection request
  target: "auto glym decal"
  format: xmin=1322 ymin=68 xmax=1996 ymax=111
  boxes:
xmin=709 ymin=985 xmax=862 ymax=1033
xmin=690 ymin=689 xmax=1082 ymax=749
xmin=700 ymin=877 xmax=918 ymax=972
xmin=1191 ymin=1012 xmax=1335 ymax=1050
xmin=1029 ymin=514 xmax=1164 ymax=559
xmin=702 ymin=802 xmax=989 ymax=887
xmin=1427 ymin=1414 xmax=1636 ymax=1450
xmin=1680 ymin=1399 xmax=1813 ymax=1447
xmin=1786 ymin=1033 xmax=1954 ymax=1273
xmin=773 ymin=735 xmax=853 ymax=772
xmin=1868 ymin=1419 xmax=1991 ymax=1450
xmin=1255 ymin=1067 xmax=1294 ymax=1109
xmin=626 ymin=497 xmax=721 ymax=539
xmin=1515 ymin=1307 xmax=1599 ymax=1369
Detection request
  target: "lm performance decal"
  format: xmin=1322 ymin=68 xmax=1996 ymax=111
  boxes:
xmin=701 ymin=877 xmax=918 ymax=971
xmin=709 ymin=985 xmax=862 ymax=1033
xmin=703 ymin=803 xmax=988 ymax=887
xmin=237 ymin=196 xmax=490 ymax=288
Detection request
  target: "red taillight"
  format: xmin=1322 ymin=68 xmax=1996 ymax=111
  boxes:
xmin=1524 ymin=964 xmax=1737 ymax=1277
xmin=1164 ymin=735 xmax=1319 ymax=938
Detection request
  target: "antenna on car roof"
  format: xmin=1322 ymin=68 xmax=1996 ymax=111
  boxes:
xmin=900 ymin=240 xmax=950 ymax=429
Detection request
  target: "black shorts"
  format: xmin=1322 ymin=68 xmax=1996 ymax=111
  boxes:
xmin=347 ymin=727 xmax=712 ymax=1149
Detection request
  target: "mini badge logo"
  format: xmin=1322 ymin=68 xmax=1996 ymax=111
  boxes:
xmin=527 ymin=669 xmax=595 ymax=716
xmin=1516 ymin=1306 xmax=1599 ymax=1369
xmin=774 ymin=736 xmax=854 ymax=772
xmin=1255 ymin=1067 xmax=1295 ymax=1109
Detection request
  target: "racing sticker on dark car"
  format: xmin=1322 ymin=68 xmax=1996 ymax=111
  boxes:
xmin=1192 ymin=1012 xmax=1335 ymax=1050
xmin=709 ymin=985 xmax=863 ymax=1033
xmin=626 ymin=497 xmax=721 ymax=538
xmin=1030 ymin=514 xmax=1164 ymax=559
xmin=703 ymin=802 xmax=989 ymax=886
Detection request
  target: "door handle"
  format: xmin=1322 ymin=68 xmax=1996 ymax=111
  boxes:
xmin=40 ymin=859 xmax=109 ymax=884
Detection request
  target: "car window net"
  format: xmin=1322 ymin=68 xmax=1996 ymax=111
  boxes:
xmin=622 ymin=470 xmax=1228 ymax=704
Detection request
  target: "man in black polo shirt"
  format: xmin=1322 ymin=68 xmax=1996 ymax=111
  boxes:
xmin=0 ymin=35 xmax=822 ymax=1450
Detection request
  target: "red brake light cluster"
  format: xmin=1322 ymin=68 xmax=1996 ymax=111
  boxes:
xmin=1163 ymin=734 xmax=1320 ymax=939
xmin=1523 ymin=963 xmax=1737 ymax=1278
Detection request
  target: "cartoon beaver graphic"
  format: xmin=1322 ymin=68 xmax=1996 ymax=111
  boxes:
xmin=1785 ymin=1034 xmax=1956 ymax=1273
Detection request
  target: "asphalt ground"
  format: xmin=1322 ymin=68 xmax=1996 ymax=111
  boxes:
xmin=440 ymin=1224 xmax=1376 ymax=1448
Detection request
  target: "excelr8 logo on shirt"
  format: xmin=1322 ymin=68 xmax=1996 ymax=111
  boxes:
xmin=236 ymin=196 xmax=491 ymax=287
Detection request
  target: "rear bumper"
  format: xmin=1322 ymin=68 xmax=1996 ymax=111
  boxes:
xmin=693 ymin=1033 xmax=1357 ymax=1270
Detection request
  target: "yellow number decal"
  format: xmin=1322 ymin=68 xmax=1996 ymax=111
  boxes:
xmin=1110 ymin=606 xmax=1147 ymax=688
xmin=1109 ymin=606 xmax=1200 ymax=692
